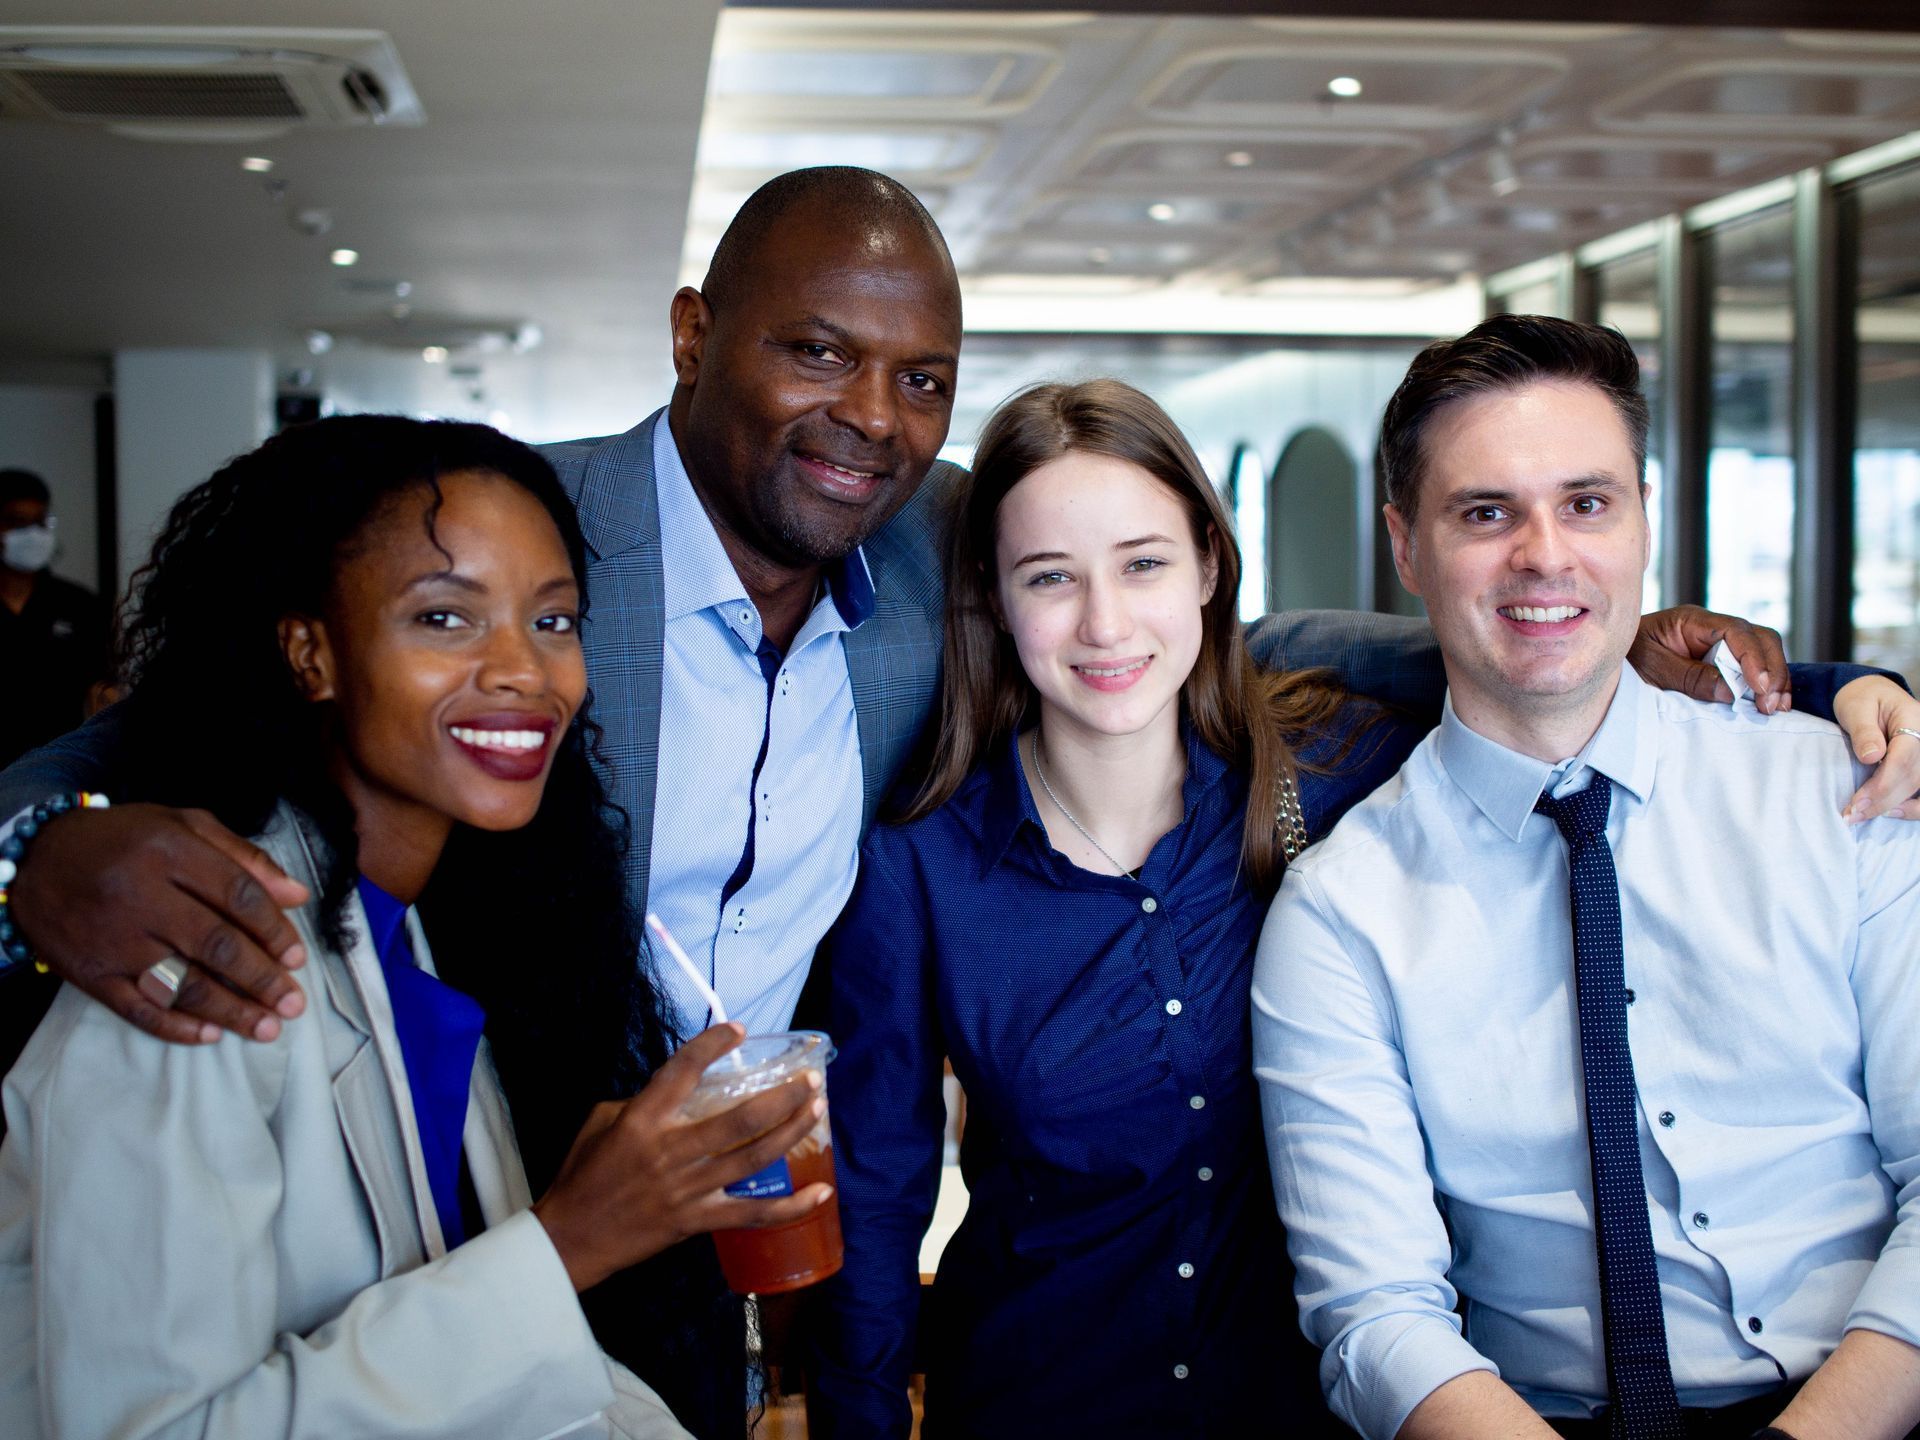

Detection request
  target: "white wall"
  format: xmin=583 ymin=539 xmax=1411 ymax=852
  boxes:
xmin=113 ymin=349 xmax=271 ymax=592
xmin=0 ymin=383 xmax=101 ymax=593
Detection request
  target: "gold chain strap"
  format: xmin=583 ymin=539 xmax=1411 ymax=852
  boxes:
xmin=1276 ymin=767 xmax=1309 ymax=862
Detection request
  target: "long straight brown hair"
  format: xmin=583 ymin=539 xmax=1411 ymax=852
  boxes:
xmin=902 ymin=378 xmax=1349 ymax=897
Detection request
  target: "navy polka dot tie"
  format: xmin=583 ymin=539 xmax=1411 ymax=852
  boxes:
xmin=1536 ymin=776 xmax=1686 ymax=1440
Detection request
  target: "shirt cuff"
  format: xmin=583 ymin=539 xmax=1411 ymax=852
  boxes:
xmin=1331 ymin=1311 xmax=1500 ymax=1440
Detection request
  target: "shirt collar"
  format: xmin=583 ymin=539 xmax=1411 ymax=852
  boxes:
xmin=1434 ymin=660 xmax=1656 ymax=842
xmin=654 ymin=417 xmax=876 ymax=634
xmin=354 ymin=874 xmax=412 ymax=970
xmin=978 ymin=720 xmax=1232 ymax=875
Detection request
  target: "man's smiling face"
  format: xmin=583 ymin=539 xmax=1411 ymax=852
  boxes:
xmin=1386 ymin=378 xmax=1651 ymax=741
xmin=669 ymin=194 xmax=962 ymax=573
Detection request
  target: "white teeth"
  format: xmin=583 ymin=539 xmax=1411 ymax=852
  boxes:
xmin=1077 ymin=659 xmax=1148 ymax=678
xmin=450 ymin=726 xmax=546 ymax=751
xmin=1502 ymin=605 xmax=1582 ymax=623
xmin=818 ymin=460 xmax=876 ymax=480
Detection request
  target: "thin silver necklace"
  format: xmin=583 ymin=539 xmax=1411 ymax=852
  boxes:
xmin=1028 ymin=730 xmax=1137 ymax=879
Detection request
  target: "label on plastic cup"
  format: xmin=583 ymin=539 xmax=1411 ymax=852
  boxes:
xmin=726 ymin=1157 xmax=794 ymax=1200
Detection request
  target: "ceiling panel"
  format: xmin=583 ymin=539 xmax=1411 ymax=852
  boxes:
xmin=691 ymin=11 xmax=1920 ymax=306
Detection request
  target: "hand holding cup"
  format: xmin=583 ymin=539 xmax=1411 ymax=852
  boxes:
xmin=531 ymin=1021 xmax=832 ymax=1294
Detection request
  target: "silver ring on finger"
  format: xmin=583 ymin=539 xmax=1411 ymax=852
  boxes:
xmin=140 ymin=956 xmax=190 ymax=1009
xmin=1893 ymin=727 xmax=1920 ymax=744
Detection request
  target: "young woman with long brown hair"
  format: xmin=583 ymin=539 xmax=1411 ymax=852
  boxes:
xmin=805 ymin=378 xmax=1421 ymax=1437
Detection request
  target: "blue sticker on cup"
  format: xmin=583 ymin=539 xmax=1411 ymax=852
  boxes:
xmin=726 ymin=1157 xmax=794 ymax=1200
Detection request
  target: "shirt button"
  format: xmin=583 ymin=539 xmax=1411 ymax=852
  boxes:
xmin=1177 ymin=1262 xmax=1195 ymax=1279
xmin=739 ymin=609 xmax=752 ymax=624
xmin=1748 ymin=1316 xmax=1764 ymax=1334
xmin=1141 ymin=896 xmax=1158 ymax=913
xmin=1197 ymin=1167 xmax=1213 ymax=1182
xmin=1692 ymin=1211 xmax=1710 ymax=1229
xmin=1658 ymin=1110 xmax=1675 ymax=1128
xmin=1165 ymin=999 xmax=1183 ymax=1016
xmin=1189 ymin=1095 xmax=1206 ymax=1110
xmin=1172 ymin=1364 xmax=1189 ymax=1380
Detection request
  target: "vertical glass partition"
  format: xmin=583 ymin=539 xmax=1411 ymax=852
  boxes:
xmin=1704 ymin=206 xmax=1796 ymax=640
xmin=1593 ymin=249 xmax=1664 ymax=613
xmin=1849 ymin=164 xmax=1920 ymax=678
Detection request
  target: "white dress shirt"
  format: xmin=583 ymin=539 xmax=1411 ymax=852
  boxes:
xmin=1252 ymin=662 xmax=1920 ymax=1440
xmin=646 ymin=419 xmax=869 ymax=1037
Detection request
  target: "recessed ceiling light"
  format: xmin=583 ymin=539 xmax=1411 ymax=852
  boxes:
xmin=329 ymin=248 xmax=359 ymax=267
xmin=1224 ymin=150 xmax=1255 ymax=169
xmin=240 ymin=156 xmax=274 ymax=174
xmin=1328 ymin=75 xmax=1363 ymax=98
xmin=422 ymin=346 xmax=449 ymax=364
xmin=1147 ymin=202 xmax=1177 ymax=223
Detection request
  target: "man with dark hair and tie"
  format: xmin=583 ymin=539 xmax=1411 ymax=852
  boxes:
xmin=1253 ymin=314 xmax=1920 ymax=1440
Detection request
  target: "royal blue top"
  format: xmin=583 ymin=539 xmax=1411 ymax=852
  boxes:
xmin=355 ymin=876 xmax=486 ymax=1251
xmin=804 ymin=663 xmax=1880 ymax=1440
xmin=807 ymin=709 xmax=1421 ymax=1439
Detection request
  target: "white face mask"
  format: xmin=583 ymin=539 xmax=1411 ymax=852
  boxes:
xmin=2 ymin=522 xmax=56 ymax=574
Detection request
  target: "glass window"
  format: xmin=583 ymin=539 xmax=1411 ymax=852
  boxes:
xmin=1488 ymin=275 xmax=1561 ymax=318
xmin=1592 ymin=249 xmax=1664 ymax=613
xmin=1232 ymin=445 xmax=1268 ymax=622
xmin=1850 ymin=165 xmax=1920 ymax=679
xmin=1704 ymin=206 xmax=1796 ymax=641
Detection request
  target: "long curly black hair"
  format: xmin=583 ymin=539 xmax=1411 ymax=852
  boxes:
xmin=113 ymin=414 xmax=743 ymax=1434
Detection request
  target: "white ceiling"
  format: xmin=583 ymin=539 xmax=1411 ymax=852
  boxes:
xmin=692 ymin=11 xmax=1920 ymax=317
xmin=0 ymin=0 xmax=725 ymax=440
xmin=4 ymin=6 xmax=1920 ymax=442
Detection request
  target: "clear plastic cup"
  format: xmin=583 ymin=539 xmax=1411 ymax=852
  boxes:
xmin=683 ymin=1030 xmax=843 ymax=1294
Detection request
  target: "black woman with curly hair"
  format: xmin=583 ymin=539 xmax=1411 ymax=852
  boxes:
xmin=0 ymin=416 xmax=830 ymax=1440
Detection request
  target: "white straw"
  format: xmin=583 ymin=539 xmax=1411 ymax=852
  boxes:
xmin=645 ymin=912 xmax=730 ymax=1026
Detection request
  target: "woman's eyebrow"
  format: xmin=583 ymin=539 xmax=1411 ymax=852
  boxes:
xmin=402 ymin=569 xmax=483 ymax=594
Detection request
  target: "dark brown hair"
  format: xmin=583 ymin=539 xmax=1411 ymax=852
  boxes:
xmin=902 ymin=378 xmax=1347 ymax=896
xmin=1380 ymin=313 xmax=1650 ymax=522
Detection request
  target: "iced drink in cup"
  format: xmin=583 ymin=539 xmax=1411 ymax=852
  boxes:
xmin=685 ymin=1030 xmax=843 ymax=1294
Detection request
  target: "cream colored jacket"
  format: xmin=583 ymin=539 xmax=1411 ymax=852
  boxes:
xmin=0 ymin=805 xmax=689 ymax=1440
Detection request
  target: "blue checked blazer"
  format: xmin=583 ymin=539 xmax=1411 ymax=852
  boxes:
xmin=542 ymin=410 xmax=967 ymax=920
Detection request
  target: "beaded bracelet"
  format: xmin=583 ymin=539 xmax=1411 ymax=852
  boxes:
xmin=0 ymin=792 xmax=110 ymax=974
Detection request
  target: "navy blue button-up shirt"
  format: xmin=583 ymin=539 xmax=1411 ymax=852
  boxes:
xmin=809 ymin=713 xmax=1419 ymax=1439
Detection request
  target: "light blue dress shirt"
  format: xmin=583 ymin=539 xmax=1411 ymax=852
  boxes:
xmin=646 ymin=419 xmax=871 ymax=1038
xmin=1252 ymin=663 xmax=1920 ymax=1440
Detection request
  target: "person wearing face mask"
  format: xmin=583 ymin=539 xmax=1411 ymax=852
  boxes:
xmin=0 ymin=468 xmax=108 ymax=771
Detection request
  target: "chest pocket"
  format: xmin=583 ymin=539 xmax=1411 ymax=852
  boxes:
xmin=331 ymin=1039 xmax=427 ymax=1278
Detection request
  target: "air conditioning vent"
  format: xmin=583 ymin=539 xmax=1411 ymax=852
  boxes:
xmin=16 ymin=71 xmax=310 ymax=122
xmin=0 ymin=26 xmax=422 ymax=139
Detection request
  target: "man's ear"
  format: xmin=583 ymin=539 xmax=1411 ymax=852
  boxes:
xmin=278 ymin=615 xmax=336 ymax=702
xmin=1384 ymin=504 xmax=1423 ymax=598
xmin=669 ymin=287 xmax=714 ymax=388
xmin=1639 ymin=481 xmax=1654 ymax=573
